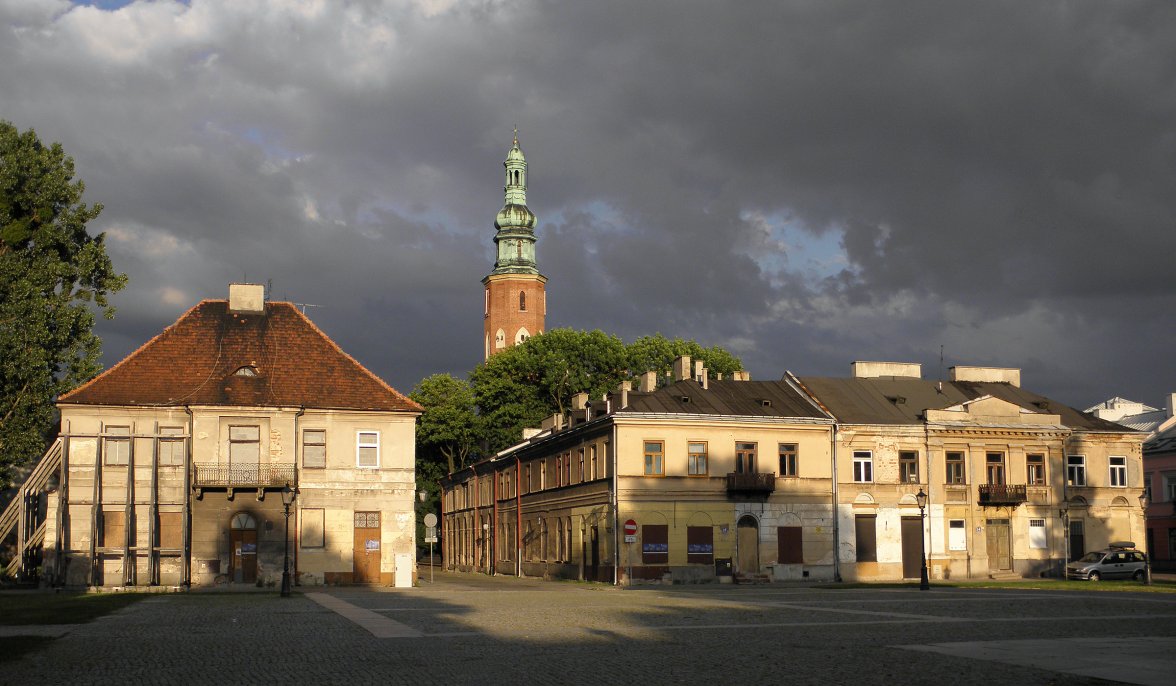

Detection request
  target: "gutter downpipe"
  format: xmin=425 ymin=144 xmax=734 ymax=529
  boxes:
xmin=831 ymin=422 xmax=841 ymax=583
xmin=516 ymin=456 xmax=522 ymax=578
xmin=612 ymin=418 xmax=620 ymax=587
xmin=293 ymin=406 xmax=304 ymax=584
xmin=183 ymin=405 xmax=194 ymax=588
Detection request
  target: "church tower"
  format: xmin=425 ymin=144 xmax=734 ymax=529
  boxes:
xmin=483 ymin=131 xmax=546 ymax=359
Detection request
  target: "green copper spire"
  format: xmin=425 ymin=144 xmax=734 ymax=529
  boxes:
xmin=491 ymin=130 xmax=540 ymax=275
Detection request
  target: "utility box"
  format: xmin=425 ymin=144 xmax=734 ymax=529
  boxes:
xmin=714 ymin=558 xmax=733 ymax=577
xmin=394 ymin=553 xmax=413 ymax=588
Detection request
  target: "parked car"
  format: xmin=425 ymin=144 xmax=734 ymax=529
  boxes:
xmin=1066 ymin=542 xmax=1147 ymax=581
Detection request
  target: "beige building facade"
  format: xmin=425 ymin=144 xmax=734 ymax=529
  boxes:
xmin=34 ymin=285 xmax=421 ymax=588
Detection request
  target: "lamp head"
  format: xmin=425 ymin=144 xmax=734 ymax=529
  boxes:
xmin=1139 ymin=490 xmax=1149 ymax=510
xmin=280 ymin=483 xmax=296 ymax=506
xmin=915 ymin=488 xmax=927 ymax=509
xmin=418 ymin=489 xmax=427 ymax=503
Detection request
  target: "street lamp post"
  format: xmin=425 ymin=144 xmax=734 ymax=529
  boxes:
xmin=915 ymin=488 xmax=930 ymax=591
xmin=1140 ymin=491 xmax=1152 ymax=586
xmin=1059 ymin=504 xmax=1070 ymax=579
xmin=280 ymin=484 xmax=297 ymax=597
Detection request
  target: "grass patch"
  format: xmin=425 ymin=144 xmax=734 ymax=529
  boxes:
xmin=0 ymin=636 xmax=56 ymax=665
xmin=0 ymin=592 xmax=147 ymax=625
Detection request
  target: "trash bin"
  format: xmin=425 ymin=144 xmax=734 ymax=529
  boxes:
xmin=714 ymin=557 xmax=733 ymax=576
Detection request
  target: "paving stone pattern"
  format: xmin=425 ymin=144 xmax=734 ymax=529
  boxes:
xmin=8 ymin=572 xmax=1176 ymax=685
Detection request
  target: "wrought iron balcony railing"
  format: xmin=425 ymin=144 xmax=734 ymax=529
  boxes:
xmin=978 ymin=483 xmax=1027 ymax=506
xmin=192 ymin=463 xmax=296 ymax=488
xmin=726 ymin=472 xmax=776 ymax=495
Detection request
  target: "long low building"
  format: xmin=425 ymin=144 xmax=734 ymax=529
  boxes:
xmin=441 ymin=358 xmax=1145 ymax=584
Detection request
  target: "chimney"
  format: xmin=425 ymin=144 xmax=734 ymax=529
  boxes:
xmin=615 ymin=381 xmax=631 ymax=409
xmin=694 ymin=360 xmax=708 ymax=390
xmin=638 ymin=371 xmax=657 ymax=393
xmin=949 ymin=365 xmax=1021 ymax=387
xmin=673 ymin=355 xmax=691 ymax=382
xmin=572 ymin=392 xmax=589 ymax=411
xmin=228 ymin=283 xmax=265 ymax=315
xmin=732 ymin=370 xmax=751 ymax=381
xmin=1166 ymin=393 xmax=1176 ymax=418
xmin=851 ymin=361 xmax=922 ymax=379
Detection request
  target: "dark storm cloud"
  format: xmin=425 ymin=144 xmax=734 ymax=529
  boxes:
xmin=1 ymin=0 xmax=1172 ymax=409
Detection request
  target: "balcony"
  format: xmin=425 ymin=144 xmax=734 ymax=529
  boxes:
xmin=192 ymin=463 xmax=297 ymax=489
xmin=978 ymin=483 xmax=1027 ymax=506
xmin=726 ymin=472 xmax=776 ymax=496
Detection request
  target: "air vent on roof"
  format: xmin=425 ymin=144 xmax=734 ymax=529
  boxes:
xmin=761 ymin=399 xmax=772 ymax=407
xmin=680 ymin=396 xmax=691 ymax=403
xmin=887 ymin=395 xmax=907 ymax=405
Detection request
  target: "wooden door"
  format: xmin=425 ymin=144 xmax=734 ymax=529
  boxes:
xmin=901 ymin=517 xmax=922 ymax=579
xmin=737 ymin=516 xmax=759 ymax=573
xmin=230 ymin=529 xmax=257 ymax=584
xmin=986 ymin=519 xmax=1011 ymax=571
xmin=1069 ymin=520 xmax=1085 ymax=561
xmin=353 ymin=512 xmax=381 ymax=584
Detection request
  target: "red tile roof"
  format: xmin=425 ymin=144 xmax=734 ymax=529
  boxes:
xmin=59 ymin=300 xmax=422 ymax=413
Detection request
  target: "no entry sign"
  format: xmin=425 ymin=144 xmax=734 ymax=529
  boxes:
xmin=623 ymin=519 xmax=638 ymax=536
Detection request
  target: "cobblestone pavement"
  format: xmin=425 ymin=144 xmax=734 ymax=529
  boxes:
xmin=8 ymin=572 xmax=1176 ymax=685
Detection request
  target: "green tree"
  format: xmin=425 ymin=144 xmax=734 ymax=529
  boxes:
xmin=469 ymin=329 xmax=742 ymax=454
xmin=0 ymin=121 xmax=126 ymax=488
xmin=625 ymin=334 xmax=743 ymax=383
xmin=410 ymin=373 xmax=482 ymax=474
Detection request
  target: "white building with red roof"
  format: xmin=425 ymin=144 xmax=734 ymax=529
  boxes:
xmin=33 ymin=284 xmax=421 ymax=588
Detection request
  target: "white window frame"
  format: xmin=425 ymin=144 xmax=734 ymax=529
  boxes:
xmin=1108 ymin=456 xmax=1127 ymax=488
xmin=852 ymin=451 xmax=873 ymax=483
xmin=1028 ymin=519 xmax=1047 ymax=549
xmin=1066 ymin=455 xmax=1086 ymax=487
xmin=158 ymin=426 xmax=186 ymax=466
xmin=356 ymin=431 xmax=380 ymax=469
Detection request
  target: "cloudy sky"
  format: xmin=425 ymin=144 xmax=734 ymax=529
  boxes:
xmin=2 ymin=0 xmax=1174 ymax=410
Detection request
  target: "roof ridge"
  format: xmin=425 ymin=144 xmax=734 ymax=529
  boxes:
xmin=284 ymin=303 xmax=422 ymax=413
xmin=59 ymin=299 xmax=213 ymax=403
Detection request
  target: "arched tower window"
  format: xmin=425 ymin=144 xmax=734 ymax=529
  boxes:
xmin=515 ymin=327 xmax=530 ymax=344
xmin=519 ymin=291 xmax=526 ymax=311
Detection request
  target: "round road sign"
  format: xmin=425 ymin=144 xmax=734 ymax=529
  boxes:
xmin=424 ymin=513 xmax=438 ymax=527
xmin=623 ymin=519 xmax=638 ymax=536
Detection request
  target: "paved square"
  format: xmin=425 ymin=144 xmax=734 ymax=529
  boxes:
xmin=9 ymin=573 xmax=1176 ymax=684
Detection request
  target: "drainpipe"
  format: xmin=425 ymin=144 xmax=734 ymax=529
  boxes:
xmin=924 ymin=421 xmax=932 ymax=581
xmin=183 ymin=405 xmax=194 ymax=588
xmin=293 ymin=406 xmax=304 ymax=585
xmin=516 ymin=456 xmax=522 ymax=577
xmin=611 ymin=420 xmax=619 ymax=586
xmin=492 ymin=462 xmax=499 ymax=577
xmin=831 ymin=422 xmax=841 ymax=582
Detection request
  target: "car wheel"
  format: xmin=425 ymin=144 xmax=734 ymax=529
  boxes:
xmin=1134 ymin=570 xmax=1145 ymax=581
xmin=1089 ymin=571 xmax=1100 ymax=581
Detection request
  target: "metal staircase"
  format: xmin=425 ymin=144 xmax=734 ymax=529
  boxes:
xmin=0 ymin=438 xmax=62 ymax=582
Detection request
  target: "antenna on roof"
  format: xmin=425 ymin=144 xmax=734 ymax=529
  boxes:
xmin=294 ymin=303 xmax=322 ymax=314
xmin=265 ymin=278 xmax=272 ymax=301
xmin=939 ymin=344 xmax=944 ymax=381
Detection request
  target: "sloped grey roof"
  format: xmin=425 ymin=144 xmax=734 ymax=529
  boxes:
xmin=797 ymin=376 xmax=1130 ymax=432
xmin=621 ymin=379 xmax=828 ymax=419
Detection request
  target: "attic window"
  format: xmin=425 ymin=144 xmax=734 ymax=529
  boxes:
xmin=761 ymin=399 xmax=772 ymax=407
xmin=233 ymin=366 xmax=258 ymax=377
xmin=680 ymin=396 xmax=691 ymax=403
xmin=887 ymin=395 xmax=907 ymax=405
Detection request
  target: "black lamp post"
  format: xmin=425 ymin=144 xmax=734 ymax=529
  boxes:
xmin=915 ymin=488 xmax=930 ymax=591
xmin=1140 ymin=490 xmax=1152 ymax=586
xmin=280 ymin=484 xmax=297 ymax=597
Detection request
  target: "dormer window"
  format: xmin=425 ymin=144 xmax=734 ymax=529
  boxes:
xmin=233 ymin=365 xmax=258 ymax=377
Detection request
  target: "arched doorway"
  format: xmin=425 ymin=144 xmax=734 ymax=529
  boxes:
xmin=230 ymin=513 xmax=257 ymax=584
xmin=737 ymin=515 xmax=759 ymax=574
